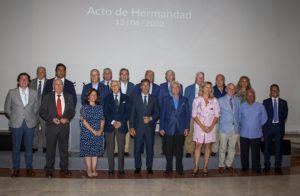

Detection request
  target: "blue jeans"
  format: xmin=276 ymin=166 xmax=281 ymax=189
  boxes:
xmin=10 ymin=121 xmax=34 ymax=169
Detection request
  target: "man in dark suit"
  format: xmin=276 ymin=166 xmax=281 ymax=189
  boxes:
xmin=130 ymin=79 xmax=160 ymax=174
xmin=104 ymin=80 xmax=131 ymax=176
xmin=183 ymin=71 xmax=204 ymax=157
xmin=118 ymin=68 xmax=135 ymax=157
xmin=43 ymin=63 xmax=77 ymax=107
xmin=158 ymin=70 xmax=183 ymax=155
xmin=135 ymin=70 xmax=160 ymax=97
xmin=29 ymin=66 xmax=47 ymax=153
xmin=160 ymin=81 xmax=190 ymax=176
xmin=262 ymin=84 xmax=288 ymax=175
xmin=4 ymin=73 xmax=39 ymax=177
xmin=40 ymin=78 xmax=75 ymax=178
xmin=81 ymin=69 xmax=109 ymax=106
xmin=101 ymin=67 xmax=113 ymax=91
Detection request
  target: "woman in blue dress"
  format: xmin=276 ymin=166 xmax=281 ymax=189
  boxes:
xmin=80 ymin=88 xmax=105 ymax=177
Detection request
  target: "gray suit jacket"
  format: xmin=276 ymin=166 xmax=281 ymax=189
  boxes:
xmin=4 ymin=88 xmax=39 ymax=128
xmin=29 ymin=78 xmax=47 ymax=106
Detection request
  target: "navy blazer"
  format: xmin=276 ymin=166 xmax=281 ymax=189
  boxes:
xmin=43 ymin=78 xmax=77 ymax=107
xmin=134 ymin=82 xmax=160 ymax=97
xmin=129 ymin=94 xmax=160 ymax=133
xmin=158 ymin=82 xmax=183 ymax=105
xmin=262 ymin=98 xmax=288 ymax=137
xmin=104 ymin=93 xmax=131 ymax=134
xmin=120 ymin=81 xmax=135 ymax=98
xmin=80 ymin=82 xmax=109 ymax=106
xmin=184 ymin=83 xmax=196 ymax=115
xmin=160 ymin=96 xmax=190 ymax=135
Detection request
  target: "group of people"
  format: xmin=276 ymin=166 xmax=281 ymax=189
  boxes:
xmin=4 ymin=63 xmax=288 ymax=178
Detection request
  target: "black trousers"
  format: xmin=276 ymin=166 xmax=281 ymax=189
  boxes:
xmin=45 ymin=125 xmax=70 ymax=172
xmin=240 ymin=137 xmax=261 ymax=170
xmin=165 ymin=132 xmax=185 ymax=173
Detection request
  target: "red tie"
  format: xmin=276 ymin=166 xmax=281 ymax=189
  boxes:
xmin=57 ymin=94 xmax=62 ymax=118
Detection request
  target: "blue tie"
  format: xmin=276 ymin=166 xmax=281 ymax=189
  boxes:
xmin=273 ymin=99 xmax=278 ymax=122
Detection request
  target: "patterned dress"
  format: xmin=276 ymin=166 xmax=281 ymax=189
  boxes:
xmin=80 ymin=104 xmax=105 ymax=157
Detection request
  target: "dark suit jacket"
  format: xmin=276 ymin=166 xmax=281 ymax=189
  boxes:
xmin=120 ymin=81 xmax=135 ymax=98
xmin=184 ymin=83 xmax=196 ymax=115
xmin=129 ymin=94 xmax=160 ymax=133
xmin=160 ymin=96 xmax=190 ymax=135
xmin=29 ymin=78 xmax=47 ymax=106
xmin=39 ymin=92 xmax=75 ymax=127
xmin=158 ymin=82 xmax=183 ymax=105
xmin=262 ymin=98 xmax=288 ymax=137
xmin=80 ymin=82 xmax=109 ymax=106
xmin=43 ymin=78 xmax=77 ymax=107
xmin=104 ymin=93 xmax=131 ymax=134
xmin=134 ymin=83 xmax=160 ymax=97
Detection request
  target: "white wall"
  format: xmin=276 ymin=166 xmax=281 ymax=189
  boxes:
xmin=0 ymin=0 xmax=299 ymax=133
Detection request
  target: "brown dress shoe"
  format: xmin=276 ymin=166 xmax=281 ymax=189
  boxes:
xmin=60 ymin=169 xmax=72 ymax=176
xmin=226 ymin=167 xmax=234 ymax=173
xmin=218 ymin=167 xmax=225 ymax=174
xmin=26 ymin=169 xmax=35 ymax=177
xmin=11 ymin=170 xmax=20 ymax=178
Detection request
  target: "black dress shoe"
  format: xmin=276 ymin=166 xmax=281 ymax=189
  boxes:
xmin=60 ymin=169 xmax=72 ymax=176
xmin=32 ymin=148 xmax=38 ymax=153
xmin=26 ymin=169 xmax=35 ymax=177
xmin=275 ymin=168 xmax=283 ymax=175
xmin=43 ymin=148 xmax=47 ymax=153
xmin=108 ymin=171 xmax=114 ymax=175
xmin=11 ymin=170 xmax=20 ymax=178
xmin=134 ymin=168 xmax=141 ymax=174
xmin=118 ymin=171 xmax=125 ymax=176
xmin=210 ymin=152 xmax=216 ymax=157
xmin=185 ymin=153 xmax=191 ymax=158
xmin=163 ymin=170 xmax=172 ymax=175
xmin=255 ymin=169 xmax=261 ymax=174
xmin=124 ymin=152 xmax=130 ymax=157
xmin=263 ymin=167 xmax=270 ymax=173
xmin=45 ymin=171 xmax=53 ymax=178
xmin=147 ymin=168 xmax=153 ymax=174
xmin=241 ymin=168 xmax=248 ymax=172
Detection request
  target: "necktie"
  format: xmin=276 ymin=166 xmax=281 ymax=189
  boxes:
xmin=115 ymin=95 xmax=119 ymax=111
xmin=144 ymin=96 xmax=147 ymax=107
xmin=229 ymin=97 xmax=233 ymax=111
xmin=57 ymin=95 xmax=62 ymax=118
xmin=107 ymin=81 xmax=110 ymax=90
xmin=37 ymin=80 xmax=42 ymax=97
xmin=273 ymin=99 xmax=278 ymax=122
xmin=22 ymin=89 xmax=27 ymax=106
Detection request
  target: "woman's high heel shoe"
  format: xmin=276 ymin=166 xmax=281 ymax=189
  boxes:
xmin=202 ymin=170 xmax=208 ymax=177
xmin=191 ymin=170 xmax=199 ymax=177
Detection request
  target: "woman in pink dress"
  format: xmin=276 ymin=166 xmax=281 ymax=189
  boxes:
xmin=192 ymin=81 xmax=220 ymax=176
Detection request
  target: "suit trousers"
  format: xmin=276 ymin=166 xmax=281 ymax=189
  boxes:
xmin=240 ymin=137 xmax=261 ymax=170
xmin=263 ymin=124 xmax=282 ymax=168
xmin=134 ymin=130 xmax=155 ymax=169
xmin=114 ymin=122 xmax=131 ymax=153
xmin=184 ymin=119 xmax=195 ymax=154
xmin=11 ymin=120 xmax=34 ymax=169
xmin=165 ymin=132 xmax=185 ymax=173
xmin=33 ymin=116 xmax=46 ymax=149
xmin=45 ymin=124 xmax=70 ymax=172
xmin=106 ymin=129 xmax=126 ymax=172
xmin=218 ymin=132 xmax=238 ymax=167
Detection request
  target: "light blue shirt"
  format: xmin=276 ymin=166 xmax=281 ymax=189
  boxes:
xmin=172 ymin=96 xmax=179 ymax=110
xmin=239 ymin=102 xmax=268 ymax=139
xmin=218 ymin=95 xmax=240 ymax=134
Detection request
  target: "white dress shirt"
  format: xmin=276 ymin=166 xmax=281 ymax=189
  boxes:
xmin=120 ymin=81 xmax=128 ymax=94
xmin=19 ymin=87 xmax=29 ymax=106
xmin=195 ymin=83 xmax=200 ymax=98
xmin=37 ymin=78 xmax=45 ymax=94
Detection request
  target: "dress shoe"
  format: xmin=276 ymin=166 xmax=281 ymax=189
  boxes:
xmin=147 ymin=168 xmax=153 ymax=175
xmin=134 ymin=168 xmax=141 ymax=174
xmin=255 ymin=169 xmax=261 ymax=174
xmin=45 ymin=171 xmax=53 ymax=178
xmin=241 ymin=168 xmax=248 ymax=172
xmin=108 ymin=171 xmax=114 ymax=175
xmin=43 ymin=148 xmax=47 ymax=153
xmin=60 ymin=169 xmax=72 ymax=176
xmin=275 ymin=168 xmax=283 ymax=175
xmin=32 ymin=148 xmax=38 ymax=153
xmin=176 ymin=171 xmax=184 ymax=176
xmin=202 ymin=170 xmax=208 ymax=177
xmin=114 ymin=153 xmax=118 ymax=157
xmin=118 ymin=171 xmax=125 ymax=176
xmin=124 ymin=152 xmax=130 ymax=157
xmin=210 ymin=152 xmax=216 ymax=157
xmin=218 ymin=167 xmax=225 ymax=174
xmin=11 ymin=170 xmax=20 ymax=178
xmin=163 ymin=170 xmax=172 ymax=175
xmin=191 ymin=170 xmax=199 ymax=177
xmin=26 ymin=169 xmax=35 ymax=177
xmin=185 ymin=153 xmax=191 ymax=158
xmin=226 ymin=166 xmax=234 ymax=173
xmin=263 ymin=167 xmax=270 ymax=173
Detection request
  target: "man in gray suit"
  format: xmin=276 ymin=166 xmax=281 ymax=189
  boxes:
xmin=4 ymin=72 xmax=39 ymax=177
xmin=29 ymin=66 xmax=47 ymax=153
xmin=39 ymin=78 xmax=75 ymax=178
xmin=130 ymin=79 xmax=160 ymax=174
